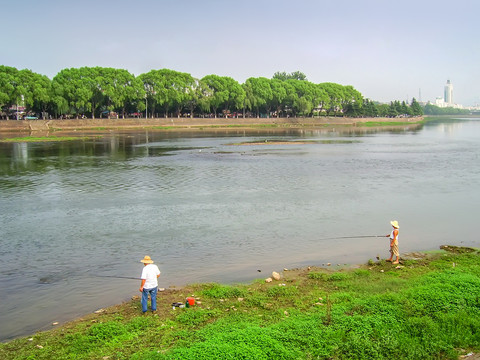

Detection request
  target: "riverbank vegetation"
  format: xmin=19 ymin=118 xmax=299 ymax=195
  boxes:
xmin=0 ymin=117 xmax=427 ymax=141
xmin=1 ymin=246 xmax=479 ymax=359
xmin=0 ymin=136 xmax=92 ymax=143
xmin=1 ymin=66 xmax=424 ymax=121
xmin=423 ymin=103 xmax=471 ymax=116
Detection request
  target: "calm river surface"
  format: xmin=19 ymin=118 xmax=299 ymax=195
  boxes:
xmin=1 ymin=118 xmax=479 ymax=341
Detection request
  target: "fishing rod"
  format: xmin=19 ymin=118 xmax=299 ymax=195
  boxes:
xmin=320 ymin=235 xmax=385 ymax=240
xmin=94 ymin=275 xmax=140 ymax=280
xmin=37 ymin=274 xmax=140 ymax=284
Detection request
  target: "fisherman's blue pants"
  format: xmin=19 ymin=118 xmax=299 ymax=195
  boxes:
xmin=141 ymin=287 xmax=158 ymax=312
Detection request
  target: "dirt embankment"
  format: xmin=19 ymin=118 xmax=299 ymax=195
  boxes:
xmin=0 ymin=116 xmax=422 ymax=132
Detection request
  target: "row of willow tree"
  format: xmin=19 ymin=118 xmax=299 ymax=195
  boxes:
xmin=0 ymin=66 xmax=424 ymax=120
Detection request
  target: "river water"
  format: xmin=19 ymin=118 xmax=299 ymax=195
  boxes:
xmin=1 ymin=118 xmax=479 ymax=341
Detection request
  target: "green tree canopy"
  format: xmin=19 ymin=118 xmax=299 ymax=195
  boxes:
xmin=99 ymin=68 xmax=143 ymax=118
xmin=0 ymin=66 xmax=51 ymax=119
xmin=268 ymin=79 xmax=288 ymax=118
xmin=139 ymin=69 xmax=198 ymax=118
xmin=201 ymin=75 xmax=245 ymax=118
xmin=243 ymin=77 xmax=273 ymax=117
xmin=52 ymin=67 xmax=95 ymax=118
xmin=1 ymin=66 xmax=428 ymax=120
xmin=318 ymin=82 xmax=344 ymax=116
xmin=272 ymin=71 xmax=307 ymax=81
xmin=0 ymin=66 xmax=21 ymax=119
xmin=410 ymin=98 xmax=423 ymax=116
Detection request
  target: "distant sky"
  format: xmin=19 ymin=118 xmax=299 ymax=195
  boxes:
xmin=2 ymin=0 xmax=479 ymax=106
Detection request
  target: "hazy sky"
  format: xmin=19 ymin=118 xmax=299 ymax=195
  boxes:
xmin=2 ymin=0 xmax=479 ymax=106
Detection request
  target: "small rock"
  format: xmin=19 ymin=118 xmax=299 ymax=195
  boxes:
xmin=327 ymin=263 xmax=331 ymax=266
xmin=265 ymin=277 xmax=273 ymax=283
xmin=272 ymin=271 xmax=281 ymax=280
xmin=158 ymin=288 xmax=165 ymax=292
xmin=380 ymin=270 xmax=384 ymax=273
xmin=52 ymin=322 xmax=59 ymax=326
xmin=36 ymin=345 xmax=44 ymax=349
xmin=28 ymin=338 xmax=33 ymax=341
xmin=238 ymin=298 xmax=244 ymax=301
xmin=318 ymin=297 xmax=323 ymax=301
xmin=284 ymin=311 xmax=289 ymax=316
xmin=283 ymin=268 xmax=288 ymax=271
xmin=94 ymin=309 xmax=104 ymax=314
xmin=196 ymin=301 xmax=202 ymax=305
xmin=395 ymin=265 xmax=404 ymax=269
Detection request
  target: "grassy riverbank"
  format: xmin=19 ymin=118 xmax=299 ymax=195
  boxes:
xmin=0 ymin=116 xmax=425 ymax=134
xmin=0 ymin=136 xmax=93 ymax=142
xmin=0 ymin=116 xmax=427 ymax=143
xmin=1 ymin=246 xmax=479 ymax=359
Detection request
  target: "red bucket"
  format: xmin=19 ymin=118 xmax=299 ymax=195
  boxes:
xmin=186 ymin=297 xmax=195 ymax=307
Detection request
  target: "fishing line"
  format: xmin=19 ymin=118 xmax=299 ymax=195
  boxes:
xmin=93 ymin=275 xmax=140 ymax=280
xmin=319 ymin=235 xmax=384 ymax=241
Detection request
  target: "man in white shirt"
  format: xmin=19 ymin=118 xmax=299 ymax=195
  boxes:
xmin=139 ymin=255 xmax=161 ymax=314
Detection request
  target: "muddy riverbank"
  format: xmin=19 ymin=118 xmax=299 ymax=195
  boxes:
xmin=0 ymin=116 xmax=423 ymax=133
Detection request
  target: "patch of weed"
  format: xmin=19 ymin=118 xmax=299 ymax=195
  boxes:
xmin=200 ymin=283 xmax=246 ymax=299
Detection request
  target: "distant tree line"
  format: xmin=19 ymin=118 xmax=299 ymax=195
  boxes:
xmin=423 ymin=103 xmax=470 ymax=116
xmin=1 ymin=65 xmax=424 ymax=120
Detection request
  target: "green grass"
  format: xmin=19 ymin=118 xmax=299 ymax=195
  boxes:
xmin=361 ymin=120 xmax=423 ymax=127
xmin=80 ymin=127 xmax=108 ymax=130
xmin=1 ymin=248 xmax=480 ymax=359
xmin=0 ymin=136 xmax=92 ymax=142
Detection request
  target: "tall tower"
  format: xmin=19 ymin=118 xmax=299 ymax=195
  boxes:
xmin=444 ymin=80 xmax=453 ymax=105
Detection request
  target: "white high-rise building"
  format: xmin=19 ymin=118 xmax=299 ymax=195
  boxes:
xmin=444 ymin=80 xmax=453 ymax=105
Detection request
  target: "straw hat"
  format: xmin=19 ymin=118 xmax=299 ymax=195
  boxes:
xmin=390 ymin=220 xmax=399 ymax=229
xmin=140 ymin=255 xmax=154 ymax=264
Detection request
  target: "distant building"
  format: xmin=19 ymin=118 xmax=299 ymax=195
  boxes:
xmin=428 ymin=79 xmax=468 ymax=109
xmin=435 ymin=97 xmax=446 ymax=107
xmin=444 ymin=80 xmax=453 ymax=105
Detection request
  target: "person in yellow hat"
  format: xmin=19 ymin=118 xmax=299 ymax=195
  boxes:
xmin=385 ymin=221 xmax=400 ymax=264
xmin=139 ymin=255 xmax=161 ymax=314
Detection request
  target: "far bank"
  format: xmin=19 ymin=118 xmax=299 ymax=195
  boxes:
xmin=0 ymin=116 xmax=424 ymax=133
